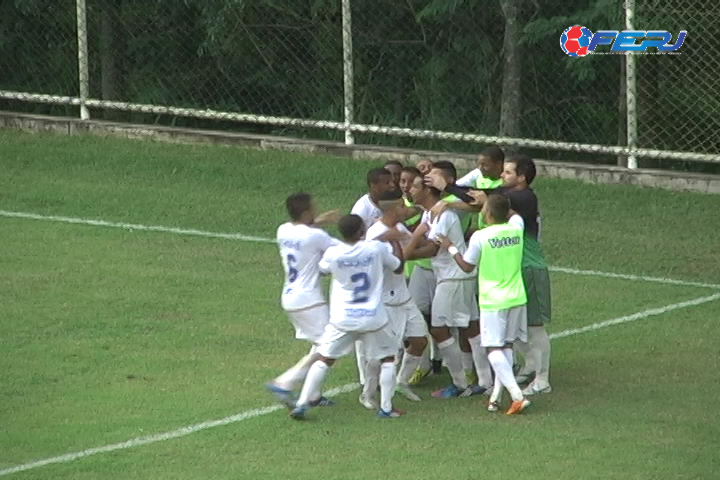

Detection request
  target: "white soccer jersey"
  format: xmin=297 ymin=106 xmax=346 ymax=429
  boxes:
xmin=276 ymin=222 xmax=336 ymax=311
xmin=351 ymin=194 xmax=382 ymax=230
xmin=365 ymin=221 xmax=412 ymax=306
xmin=456 ymin=168 xmax=481 ymax=187
xmin=319 ymin=240 xmax=400 ymax=332
xmin=423 ymin=209 xmax=475 ymax=281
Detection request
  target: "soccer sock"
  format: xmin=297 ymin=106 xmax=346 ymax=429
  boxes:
xmin=354 ymin=340 xmax=367 ymax=385
xmin=503 ymin=347 xmax=514 ymax=367
xmin=397 ymin=352 xmax=423 ymax=386
xmin=467 ymin=334 xmax=493 ymax=388
xmin=531 ymin=327 xmax=552 ymax=385
xmin=297 ymin=360 xmax=329 ymax=406
xmin=430 ymin=336 xmax=442 ymax=362
xmin=274 ymin=346 xmax=320 ymax=390
xmin=487 ymin=349 xmax=523 ymax=402
xmin=489 ymin=375 xmax=504 ymax=404
xmin=362 ymin=359 xmax=381 ymax=400
xmin=437 ymin=337 xmax=468 ymax=389
xmin=461 ymin=351 xmax=474 ymax=376
xmin=379 ymin=361 xmax=396 ymax=412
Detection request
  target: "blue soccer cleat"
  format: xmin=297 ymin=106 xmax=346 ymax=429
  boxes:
xmin=377 ymin=408 xmax=404 ymax=419
xmin=310 ymin=396 xmax=335 ymax=407
xmin=431 ymin=384 xmax=464 ymax=398
xmin=265 ymin=383 xmax=296 ymax=409
xmin=289 ymin=404 xmax=309 ymax=420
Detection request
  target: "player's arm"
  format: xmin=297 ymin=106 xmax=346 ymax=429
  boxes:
xmin=404 ymin=222 xmax=439 ymax=260
xmin=437 ymin=233 xmax=478 ymax=273
xmin=379 ymin=241 xmax=403 ymax=274
xmin=311 ymin=209 xmax=342 ymax=228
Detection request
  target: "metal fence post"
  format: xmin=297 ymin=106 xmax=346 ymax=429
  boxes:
xmin=625 ymin=0 xmax=638 ymax=169
xmin=76 ymin=0 xmax=90 ymax=120
xmin=341 ymin=0 xmax=355 ymax=145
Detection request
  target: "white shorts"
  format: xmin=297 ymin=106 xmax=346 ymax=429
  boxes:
xmin=285 ymin=303 xmax=329 ymax=342
xmin=408 ymin=266 xmax=435 ymax=314
xmin=317 ymin=323 xmax=399 ymax=361
xmin=386 ymin=301 xmax=429 ymax=347
xmin=431 ymin=278 xmax=478 ymax=328
xmin=480 ymin=305 xmax=528 ymax=348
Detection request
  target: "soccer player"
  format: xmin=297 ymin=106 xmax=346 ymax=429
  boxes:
xmin=456 ymin=146 xmax=505 ymax=189
xmin=351 ymin=168 xmax=396 ymax=230
xmin=416 ymin=159 xmax=434 ymax=175
xmin=500 ymin=155 xmax=552 ymax=395
xmin=267 ymin=193 xmax=341 ymax=406
xmin=440 ymin=194 xmax=531 ymax=415
xmin=383 ymin=160 xmax=404 ymax=188
xmin=405 ymin=176 xmax=487 ymax=398
xmin=290 ymin=214 xmax=405 ymax=420
xmin=365 ymin=189 xmax=429 ymax=404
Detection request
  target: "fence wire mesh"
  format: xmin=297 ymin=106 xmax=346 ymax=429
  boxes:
xmin=635 ymin=0 xmax=720 ymax=156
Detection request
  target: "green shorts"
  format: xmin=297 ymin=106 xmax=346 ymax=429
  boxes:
xmin=522 ymin=267 xmax=551 ymax=326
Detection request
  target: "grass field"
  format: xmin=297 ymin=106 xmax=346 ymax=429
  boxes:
xmin=1 ymin=130 xmax=719 ymax=479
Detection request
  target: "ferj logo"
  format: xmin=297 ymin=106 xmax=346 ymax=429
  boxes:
xmin=560 ymin=25 xmax=687 ymax=56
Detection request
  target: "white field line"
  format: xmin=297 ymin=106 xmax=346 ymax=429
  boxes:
xmin=2 ymin=293 xmax=719 ymax=477
xmin=1 ymin=209 xmax=719 ymax=290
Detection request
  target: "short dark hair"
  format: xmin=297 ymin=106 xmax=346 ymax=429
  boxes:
xmin=481 ymin=146 xmax=505 ymax=164
xmin=485 ymin=194 xmax=510 ymax=223
xmin=431 ymin=160 xmax=457 ymax=182
xmin=285 ymin=192 xmax=312 ymax=221
xmin=367 ymin=168 xmax=392 ymax=187
xmin=338 ymin=214 xmax=364 ymax=241
xmin=508 ymin=154 xmax=537 ymax=186
xmin=383 ymin=160 xmax=403 ymax=168
xmin=401 ymin=166 xmax=421 ymax=177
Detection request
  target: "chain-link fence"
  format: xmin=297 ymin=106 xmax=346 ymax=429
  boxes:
xmin=635 ymin=0 xmax=720 ymax=157
xmin=0 ymin=0 xmax=718 ymax=167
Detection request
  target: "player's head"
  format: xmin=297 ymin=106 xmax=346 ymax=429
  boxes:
xmin=416 ymin=159 xmax=433 ymax=175
xmin=502 ymin=154 xmax=536 ymax=188
xmin=377 ymin=189 xmax=405 ymax=223
xmin=430 ymin=160 xmax=457 ymax=186
xmin=338 ymin=214 xmax=366 ymax=243
xmin=366 ymin=167 xmax=395 ymax=200
xmin=478 ymin=146 xmax=505 ymax=180
xmin=383 ymin=160 xmax=403 ymax=187
xmin=400 ymin=166 xmax=421 ymax=198
xmin=481 ymin=194 xmax=511 ymax=225
xmin=285 ymin=192 xmax=315 ymax=224
xmin=409 ymin=173 xmax=441 ymax=206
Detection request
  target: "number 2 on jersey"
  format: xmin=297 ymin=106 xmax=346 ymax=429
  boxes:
xmin=286 ymin=254 xmax=298 ymax=283
xmin=350 ymin=272 xmax=370 ymax=303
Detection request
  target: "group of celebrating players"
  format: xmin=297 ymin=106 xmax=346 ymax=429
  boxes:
xmin=267 ymin=146 xmax=553 ymax=420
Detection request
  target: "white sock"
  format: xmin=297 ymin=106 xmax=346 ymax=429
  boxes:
xmin=354 ymin=340 xmax=367 ymax=385
xmin=419 ymin=343 xmax=431 ymax=371
xmin=430 ymin=336 xmax=442 ymax=362
xmin=531 ymin=327 xmax=552 ymax=385
xmin=297 ymin=361 xmax=329 ymax=406
xmin=274 ymin=346 xmax=319 ymax=390
xmin=467 ymin=335 xmax=493 ymax=388
xmin=437 ymin=337 xmax=468 ymax=389
xmin=362 ymin=359 xmax=381 ymax=399
xmin=397 ymin=352 xmax=423 ymax=386
xmin=487 ymin=349 xmax=523 ymax=402
xmin=379 ymin=361 xmax=396 ymax=412
xmin=461 ymin=351 xmax=474 ymax=376
xmin=503 ymin=347 xmax=514 ymax=367
xmin=489 ymin=376 xmax=504 ymax=404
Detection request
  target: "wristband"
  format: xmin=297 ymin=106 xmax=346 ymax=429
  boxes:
xmin=448 ymin=245 xmax=459 ymax=256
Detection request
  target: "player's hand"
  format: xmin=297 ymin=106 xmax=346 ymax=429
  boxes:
xmin=467 ymin=190 xmax=487 ymax=206
xmin=429 ymin=201 xmax=448 ymax=220
xmin=435 ymin=234 xmax=452 ymax=250
xmin=413 ymin=222 xmax=430 ymax=237
xmin=424 ymin=170 xmax=448 ymax=191
xmin=314 ymin=209 xmax=342 ymax=225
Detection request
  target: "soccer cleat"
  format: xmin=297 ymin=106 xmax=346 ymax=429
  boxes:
xmin=377 ymin=408 xmax=405 ymax=419
xmin=506 ymin=399 xmax=531 ymax=415
xmin=289 ymin=404 xmax=309 ymax=420
xmin=487 ymin=401 xmax=500 ymax=413
xmin=459 ymin=384 xmax=489 ymax=398
xmin=359 ymin=394 xmax=378 ymax=410
xmin=522 ymin=383 xmax=552 ymax=396
xmin=396 ymin=384 xmax=422 ymax=402
xmin=408 ymin=367 xmax=430 ymax=386
xmin=265 ymin=383 xmax=296 ymax=409
xmin=310 ymin=396 xmax=335 ymax=407
xmin=431 ymin=384 xmax=464 ymax=398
